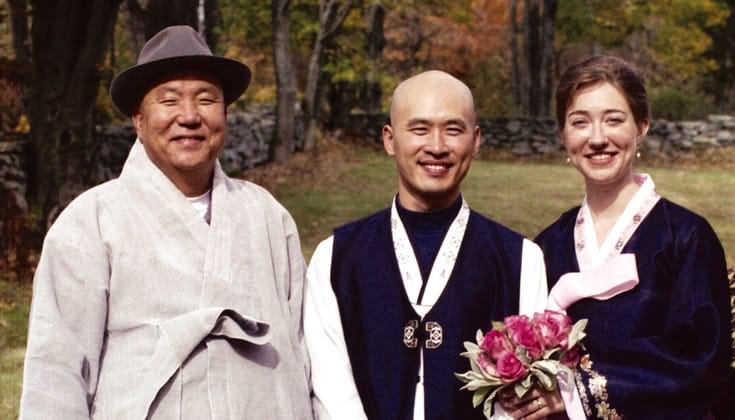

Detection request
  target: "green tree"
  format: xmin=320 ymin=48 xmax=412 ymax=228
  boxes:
xmin=302 ymin=0 xmax=357 ymax=151
xmin=704 ymin=0 xmax=735 ymax=109
xmin=556 ymin=0 xmax=728 ymax=87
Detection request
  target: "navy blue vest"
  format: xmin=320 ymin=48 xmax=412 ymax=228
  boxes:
xmin=331 ymin=207 xmax=525 ymax=420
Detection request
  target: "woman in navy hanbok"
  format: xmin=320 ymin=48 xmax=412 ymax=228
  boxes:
xmin=504 ymin=56 xmax=731 ymax=419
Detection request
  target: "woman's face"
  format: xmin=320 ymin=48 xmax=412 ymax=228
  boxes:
xmin=561 ymin=82 xmax=649 ymax=192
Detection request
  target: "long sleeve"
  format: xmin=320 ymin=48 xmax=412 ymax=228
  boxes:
xmin=20 ymin=197 xmax=110 ymax=419
xmin=304 ymin=237 xmax=369 ymax=420
xmin=518 ymin=238 xmax=548 ymax=315
xmin=490 ymin=239 xmax=550 ymax=420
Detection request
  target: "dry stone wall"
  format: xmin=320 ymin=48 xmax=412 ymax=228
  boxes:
xmin=2 ymin=112 xmax=735 ymax=215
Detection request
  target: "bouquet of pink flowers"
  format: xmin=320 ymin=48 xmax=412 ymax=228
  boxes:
xmin=455 ymin=310 xmax=587 ymax=418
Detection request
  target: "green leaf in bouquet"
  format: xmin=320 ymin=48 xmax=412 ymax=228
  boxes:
xmin=465 ymin=352 xmax=488 ymax=377
xmin=466 ymin=378 xmax=498 ymax=391
xmin=455 ymin=370 xmax=481 ymax=384
xmin=568 ymin=318 xmax=588 ymax=349
xmin=543 ymin=346 xmax=563 ymax=361
xmin=491 ymin=321 xmax=505 ymax=332
xmin=478 ymin=367 xmax=502 ymax=384
xmin=463 ymin=341 xmax=481 ymax=353
xmin=532 ymin=359 xmax=564 ymax=376
xmin=483 ymin=391 xmax=496 ymax=419
xmin=529 ymin=365 xmax=557 ymax=391
xmin=515 ymin=379 xmax=532 ymax=398
xmin=515 ymin=346 xmax=532 ymax=365
xmin=482 ymin=385 xmax=509 ymax=418
xmin=476 ymin=329 xmax=485 ymax=343
xmin=472 ymin=387 xmax=491 ymax=407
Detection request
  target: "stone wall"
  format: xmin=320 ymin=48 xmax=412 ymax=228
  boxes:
xmin=2 ymin=111 xmax=735 ymax=212
xmin=344 ymin=113 xmax=735 ymax=158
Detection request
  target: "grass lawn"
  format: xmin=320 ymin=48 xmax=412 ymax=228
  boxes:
xmin=267 ymin=143 xmax=735 ymax=266
xmin=1 ymin=142 xmax=733 ymax=418
xmin=0 ymin=275 xmax=32 ymax=419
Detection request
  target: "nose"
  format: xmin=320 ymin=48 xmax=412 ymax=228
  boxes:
xmin=425 ymin=129 xmax=449 ymax=154
xmin=588 ymin=122 xmax=608 ymax=148
xmin=177 ymin=99 xmax=202 ymax=126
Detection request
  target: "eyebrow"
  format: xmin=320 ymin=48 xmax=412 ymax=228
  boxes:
xmin=406 ymin=117 xmax=469 ymax=128
xmin=154 ymin=84 xmax=222 ymax=96
xmin=566 ymin=109 xmax=626 ymax=118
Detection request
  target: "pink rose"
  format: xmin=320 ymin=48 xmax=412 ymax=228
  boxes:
xmin=476 ymin=353 xmax=498 ymax=376
xmin=533 ymin=310 xmax=573 ymax=349
xmin=560 ymin=345 xmax=582 ymax=368
xmin=503 ymin=314 xmax=532 ymax=331
xmin=496 ymin=351 xmax=528 ymax=383
xmin=480 ymin=329 xmax=513 ymax=361
xmin=504 ymin=315 xmax=544 ymax=359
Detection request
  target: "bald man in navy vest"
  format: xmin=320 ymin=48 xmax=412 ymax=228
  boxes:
xmin=304 ymin=70 xmax=548 ymax=420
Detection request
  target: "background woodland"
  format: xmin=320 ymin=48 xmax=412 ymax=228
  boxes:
xmin=1 ymin=0 xmax=735 ymax=270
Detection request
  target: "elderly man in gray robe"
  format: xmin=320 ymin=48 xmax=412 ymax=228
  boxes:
xmin=20 ymin=25 xmax=313 ymax=420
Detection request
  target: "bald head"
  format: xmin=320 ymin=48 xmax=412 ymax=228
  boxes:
xmin=382 ymin=70 xmax=481 ymax=212
xmin=390 ymin=70 xmax=477 ymax=126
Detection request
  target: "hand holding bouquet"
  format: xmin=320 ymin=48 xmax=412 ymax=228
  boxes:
xmin=455 ymin=310 xmax=587 ymax=419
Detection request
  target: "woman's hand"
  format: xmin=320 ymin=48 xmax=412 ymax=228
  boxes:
xmin=497 ymin=386 xmax=566 ymax=420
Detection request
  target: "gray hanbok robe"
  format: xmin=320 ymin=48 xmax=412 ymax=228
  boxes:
xmin=20 ymin=140 xmax=313 ymax=419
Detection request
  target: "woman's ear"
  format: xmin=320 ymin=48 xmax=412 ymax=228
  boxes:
xmin=637 ymin=120 xmax=650 ymax=146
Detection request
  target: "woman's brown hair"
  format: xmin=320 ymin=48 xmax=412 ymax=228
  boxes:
xmin=555 ymin=55 xmax=650 ymax=130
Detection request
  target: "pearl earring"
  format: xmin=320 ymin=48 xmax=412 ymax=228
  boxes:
xmin=565 ymin=157 xmax=571 ymax=164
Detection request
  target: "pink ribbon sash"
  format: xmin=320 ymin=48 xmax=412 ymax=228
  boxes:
xmin=547 ymin=253 xmax=639 ymax=312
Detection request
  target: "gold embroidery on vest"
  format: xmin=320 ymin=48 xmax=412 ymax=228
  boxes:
xmin=403 ymin=320 xmax=418 ymax=348
xmin=425 ymin=321 xmax=442 ymax=349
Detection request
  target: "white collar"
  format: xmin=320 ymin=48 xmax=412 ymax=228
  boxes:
xmin=575 ymin=174 xmax=660 ymax=269
xmin=391 ymin=196 xmax=470 ymax=317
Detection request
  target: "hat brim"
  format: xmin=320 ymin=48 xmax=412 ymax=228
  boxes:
xmin=110 ymin=55 xmax=251 ymax=116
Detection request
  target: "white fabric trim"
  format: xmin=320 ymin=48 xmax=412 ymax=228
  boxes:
xmin=390 ymin=196 xmax=470 ymax=316
xmin=577 ymin=174 xmax=660 ymax=269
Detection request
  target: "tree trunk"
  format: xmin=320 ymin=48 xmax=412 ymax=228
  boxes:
xmin=525 ymin=0 xmax=542 ymax=117
xmin=142 ymin=0 xmax=198 ymax=37
xmin=540 ymin=0 xmax=557 ymax=118
xmin=203 ymin=0 xmax=221 ymax=50
xmin=123 ymin=0 xmax=146 ymax=58
xmin=8 ymin=0 xmax=31 ymax=65
xmin=523 ymin=0 xmax=556 ymax=118
xmin=27 ymin=0 xmax=123 ymax=227
xmin=125 ymin=0 xmax=199 ymax=40
xmin=363 ymin=1 xmax=385 ymax=115
xmin=271 ymin=0 xmax=296 ymax=163
xmin=509 ymin=0 xmax=521 ymax=115
xmin=302 ymin=0 xmax=355 ymax=151
xmin=302 ymin=36 xmax=323 ymax=151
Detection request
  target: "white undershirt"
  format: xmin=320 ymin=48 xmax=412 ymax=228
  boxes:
xmin=186 ymin=189 xmax=212 ymax=223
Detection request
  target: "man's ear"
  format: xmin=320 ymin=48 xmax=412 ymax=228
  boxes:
xmin=383 ymin=125 xmax=396 ymax=156
xmin=131 ymin=109 xmax=143 ymax=139
xmin=472 ymin=126 xmax=481 ymax=157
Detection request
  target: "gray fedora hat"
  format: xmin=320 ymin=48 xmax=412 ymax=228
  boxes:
xmin=110 ymin=25 xmax=251 ymax=116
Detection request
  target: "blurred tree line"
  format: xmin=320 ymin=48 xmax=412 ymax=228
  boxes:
xmin=0 ymin=0 xmax=733 ymax=265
